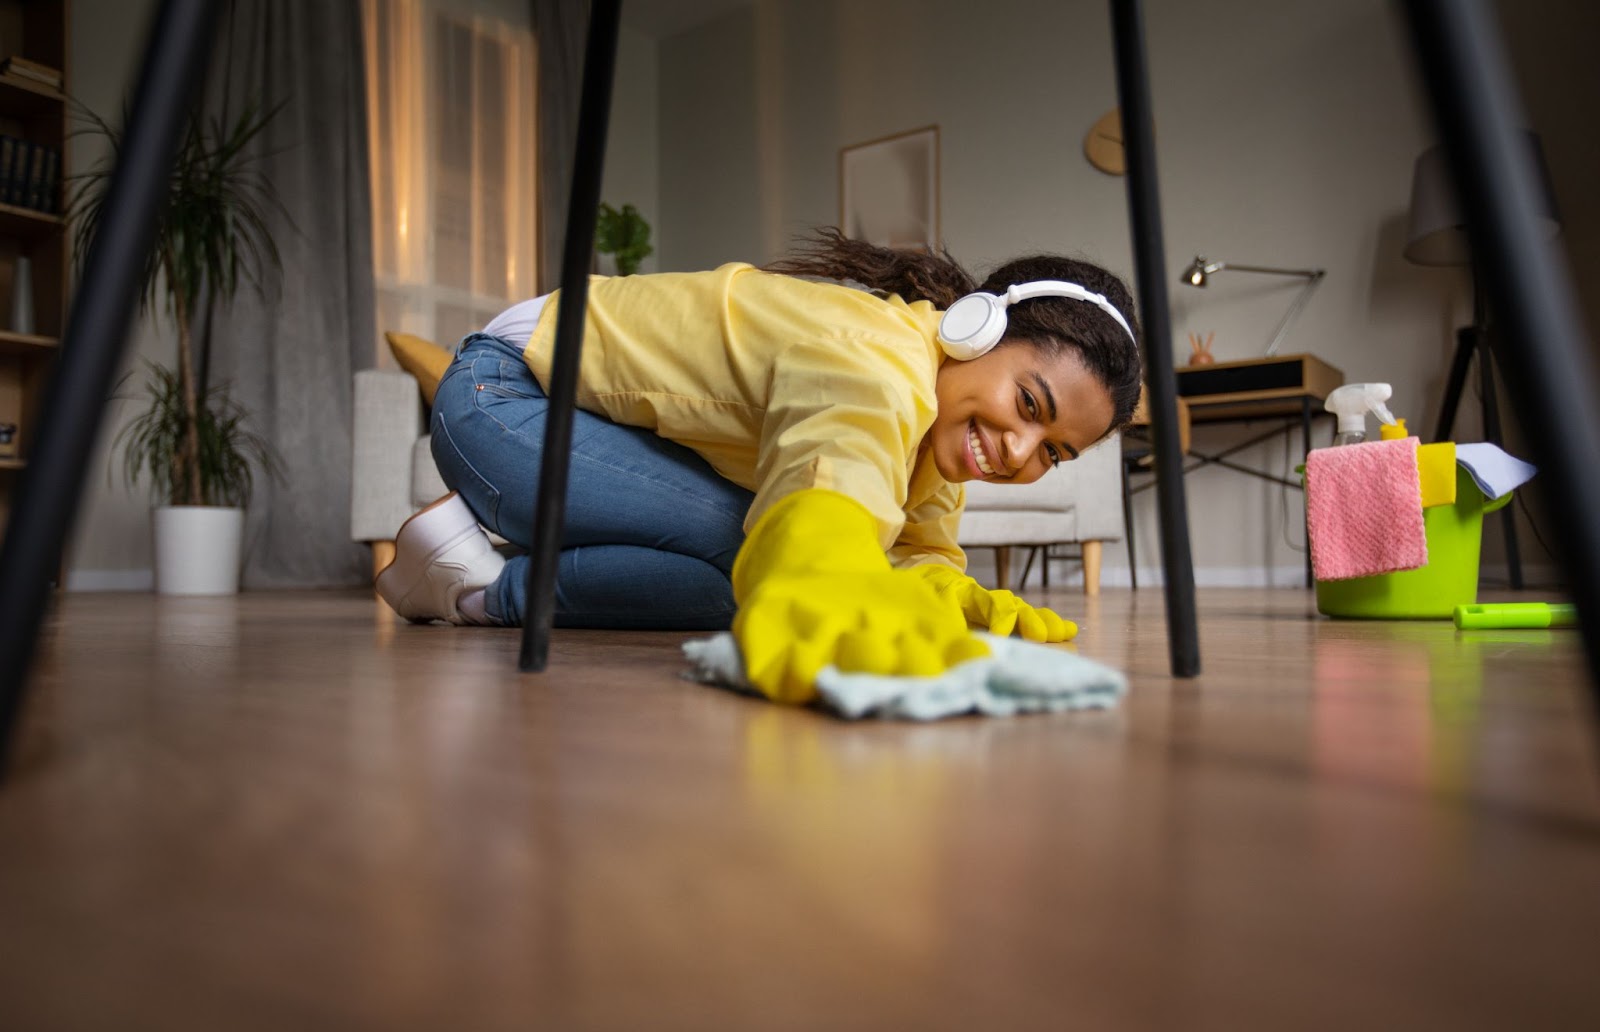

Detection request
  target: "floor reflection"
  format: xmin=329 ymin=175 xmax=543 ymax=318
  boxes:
xmin=1308 ymin=618 xmax=1575 ymax=794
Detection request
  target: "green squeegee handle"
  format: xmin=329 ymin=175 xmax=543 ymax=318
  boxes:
xmin=1453 ymin=602 xmax=1578 ymax=629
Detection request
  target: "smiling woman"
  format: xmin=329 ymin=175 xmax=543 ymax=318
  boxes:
xmin=931 ymin=338 xmax=1116 ymax=483
xmin=767 ymin=231 xmax=1143 ymax=476
xmin=375 ymin=226 xmax=1142 ymax=703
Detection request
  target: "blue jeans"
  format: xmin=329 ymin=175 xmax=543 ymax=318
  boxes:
xmin=430 ymin=333 xmax=755 ymax=629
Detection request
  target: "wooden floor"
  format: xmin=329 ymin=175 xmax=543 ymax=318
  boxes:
xmin=2 ymin=586 xmax=1598 ymax=1031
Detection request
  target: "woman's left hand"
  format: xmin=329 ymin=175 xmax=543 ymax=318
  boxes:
xmin=908 ymin=566 xmax=1077 ymax=642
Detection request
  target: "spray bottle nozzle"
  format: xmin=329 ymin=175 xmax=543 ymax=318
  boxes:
xmin=1324 ymin=383 xmax=1396 ymax=440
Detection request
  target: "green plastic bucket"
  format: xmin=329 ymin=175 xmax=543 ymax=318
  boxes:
xmin=1314 ymin=465 xmax=1513 ymax=620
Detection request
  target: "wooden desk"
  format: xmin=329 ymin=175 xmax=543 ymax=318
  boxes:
xmin=1177 ymin=354 xmax=1343 ymax=486
xmin=1127 ymin=354 xmax=1344 ymax=587
xmin=1125 ymin=350 xmax=1344 ymax=452
xmin=1177 ymin=352 xmax=1344 ymax=423
xmin=1128 ymin=353 xmax=1345 ymax=468
xmin=1129 ymin=387 xmax=1190 ymax=457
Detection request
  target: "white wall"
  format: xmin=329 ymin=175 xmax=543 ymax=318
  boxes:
xmin=600 ymin=25 xmax=661 ymax=274
xmin=649 ymin=0 xmax=1592 ymax=587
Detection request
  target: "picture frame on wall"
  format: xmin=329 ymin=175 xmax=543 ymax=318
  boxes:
xmin=838 ymin=125 xmax=940 ymax=251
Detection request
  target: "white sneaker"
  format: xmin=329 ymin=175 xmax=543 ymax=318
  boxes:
xmin=375 ymin=493 xmax=505 ymax=624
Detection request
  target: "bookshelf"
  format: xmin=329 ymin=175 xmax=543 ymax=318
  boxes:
xmin=0 ymin=0 xmax=66 ymax=537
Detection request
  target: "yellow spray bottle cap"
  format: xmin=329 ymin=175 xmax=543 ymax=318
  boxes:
xmin=1379 ymin=418 xmax=1409 ymax=440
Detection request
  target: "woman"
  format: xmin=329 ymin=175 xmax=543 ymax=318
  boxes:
xmin=376 ymin=230 xmax=1142 ymax=702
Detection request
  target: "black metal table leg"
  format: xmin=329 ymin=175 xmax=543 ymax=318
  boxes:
xmin=1121 ymin=457 xmax=1138 ymax=591
xmin=1476 ymin=333 xmax=1523 ymax=588
xmin=1402 ymin=0 xmax=1600 ymax=714
xmin=1302 ymin=395 xmax=1313 ymax=588
xmin=1111 ymin=0 xmax=1199 ymax=677
xmin=519 ymin=0 xmax=622 ymax=672
xmin=0 ymin=0 xmax=222 ymax=776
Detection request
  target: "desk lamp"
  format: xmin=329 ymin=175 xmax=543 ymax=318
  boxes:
xmin=1180 ymin=256 xmax=1324 ymax=357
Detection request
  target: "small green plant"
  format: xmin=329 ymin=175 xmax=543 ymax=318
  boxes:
xmin=595 ymin=202 xmax=653 ymax=275
xmin=115 ymin=362 xmax=280 ymax=507
xmin=69 ymin=98 xmax=285 ymax=507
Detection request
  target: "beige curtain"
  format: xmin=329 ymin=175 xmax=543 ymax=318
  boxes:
xmin=362 ymin=0 xmax=539 ymax=354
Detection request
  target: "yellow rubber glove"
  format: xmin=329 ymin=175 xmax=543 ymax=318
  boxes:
xmin=732 ymin=490 xmax=991 ymax=704
xmin=908 ymin=565 xmax=1078 ymax=643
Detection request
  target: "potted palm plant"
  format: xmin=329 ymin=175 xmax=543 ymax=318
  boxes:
xmin=70 ymin=100 xmax=284 ymax=594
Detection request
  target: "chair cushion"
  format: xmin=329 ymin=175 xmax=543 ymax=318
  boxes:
xmin=957 ymin=435 xmax=1122 ymax=542
xmin=412 ymin=436 xmax=449 ymax=509
xmin=411 ymin=434 xmax=508 ymax=547
xmin=963 ymin=472 xmax=1076 ymax=513
xmin=958 ymin=508 xmax=1080 ymax=546
xmin=385 ymin=331 xmax=455 ymax=406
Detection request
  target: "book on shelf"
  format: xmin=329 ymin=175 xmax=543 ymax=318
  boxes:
xmin=0 ymin=56 xmax=62 ymax=89
xmin=0 ymin=135 xmax=59 ymax=214
xmin=0 ymin=136 xmax=18 ymax=206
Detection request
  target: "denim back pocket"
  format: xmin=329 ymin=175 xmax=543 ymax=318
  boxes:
xmin=469 ymin=356 xmax=549 ymax=438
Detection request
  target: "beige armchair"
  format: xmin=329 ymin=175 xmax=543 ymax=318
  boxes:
xmin=958 ymin=432 xmax=1124 ymax=595
xmin=350 ymin=368 xmax=483 ymax=577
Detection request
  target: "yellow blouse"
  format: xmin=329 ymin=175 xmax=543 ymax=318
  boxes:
xmin=521 ymin=263 xmax=966 ymax=571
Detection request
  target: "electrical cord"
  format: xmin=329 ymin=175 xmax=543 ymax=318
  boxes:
xmin=1464 ymin=376 xmax=1559 ymax=574
xmin=1515 ymin=492 xmax=1555 ymax=561
xmin=1281 ymin=428 xmax=1306 ymax=554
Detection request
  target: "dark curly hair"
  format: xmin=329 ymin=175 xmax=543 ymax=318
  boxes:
xmin=765 ymin=229 xmax=1142 ymax=436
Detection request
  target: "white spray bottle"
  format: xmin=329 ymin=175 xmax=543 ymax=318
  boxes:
xmin=1324 ymin=383 xmax=1398 ymax=446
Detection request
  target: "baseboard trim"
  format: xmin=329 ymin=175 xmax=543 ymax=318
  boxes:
xmin=1016 ymin=562 xmax=1564 ymax=591
xmin=1037 ymin=565 xmax=1311 ymax=590
xmin=1477 ymin=563 xmax=1563 ymax=590
xmin=65 ymin=569 xmax=155 ymax=592
xmin=60 ymin=564 xmax=1565 ymax=596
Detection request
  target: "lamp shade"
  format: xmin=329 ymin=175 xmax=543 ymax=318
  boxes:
xmin=1404 ymin=131 xmax=1560 ymax=266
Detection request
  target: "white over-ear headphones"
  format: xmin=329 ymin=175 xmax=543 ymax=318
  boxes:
xmin=936 ymin=280 xmax=1137 ymax=361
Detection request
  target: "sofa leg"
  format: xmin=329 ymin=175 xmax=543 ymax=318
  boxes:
xmin=1082 ymin=540 xmax=1102 ymax=596
xmin=372 ymin=540 xmax=396 ymax=582
xmin=995 ymin=546 xmax=1011 ymax=592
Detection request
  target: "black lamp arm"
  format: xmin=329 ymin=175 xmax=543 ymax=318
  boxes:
xmin=1218 ymin=262 xmax=1325 ymax=280
xmin=1263 ymin=269 xmax=1326 ymax=357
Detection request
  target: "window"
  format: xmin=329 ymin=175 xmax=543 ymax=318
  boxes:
xmin=363 ymin=0 xmax=538 ymax=360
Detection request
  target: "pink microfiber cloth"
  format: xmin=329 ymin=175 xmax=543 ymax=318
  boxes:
xmin=1305 ymin=438 xmax=1427 ymax=581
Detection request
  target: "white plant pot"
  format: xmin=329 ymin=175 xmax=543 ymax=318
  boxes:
xmin=153 ymin=506 xmax=245 ymax=595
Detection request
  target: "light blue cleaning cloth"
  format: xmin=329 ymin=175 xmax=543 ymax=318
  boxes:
xmin=1454 ymin=442 xmax=1536 ymax=500
xmin=681 ymin=632 xmax=1127 ymax=721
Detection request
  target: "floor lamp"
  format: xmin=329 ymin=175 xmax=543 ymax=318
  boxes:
xmin=1404 ymin=133 xmax=1559 ymax=590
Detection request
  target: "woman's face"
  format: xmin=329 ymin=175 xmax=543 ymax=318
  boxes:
xmin=929 ymin=341 xmax=1116 ymax=485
